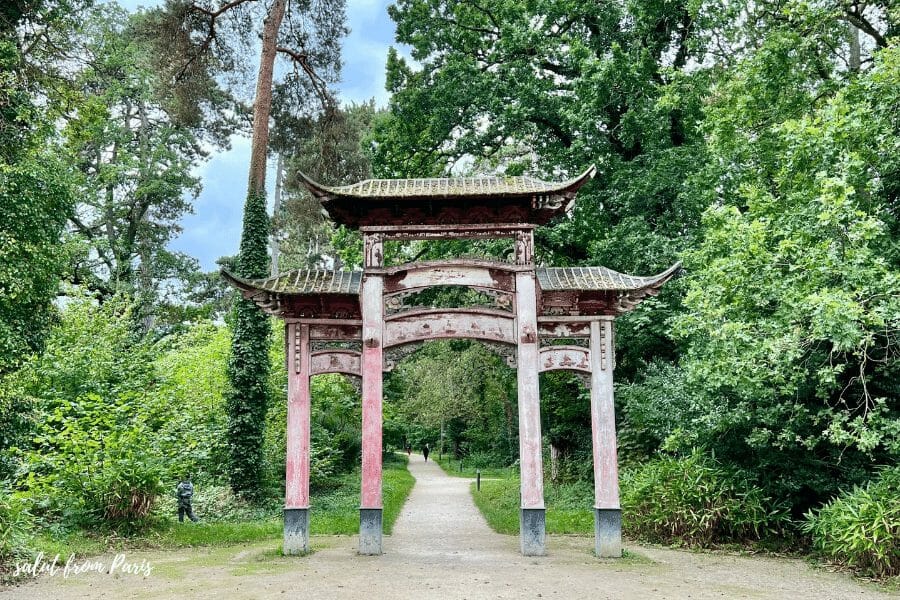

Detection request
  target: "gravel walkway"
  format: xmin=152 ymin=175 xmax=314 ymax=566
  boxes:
xmin=3 ymin=455 xmax=894 ymax=599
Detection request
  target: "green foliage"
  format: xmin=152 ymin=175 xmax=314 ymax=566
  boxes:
xmin=227 ymin=188 xmax=272 ymax=498
xmin=274 ymin=102 xmax=381 ymax=271
xmin=672 ymin=43 xmax=900 ymax=509
xmin=2 ymin=293 xmax=155 ymax=484
xmin=21 ymin=392 xmax=166 ymax=530
xmin=388 ymin=341 xmax=518 ymax=463
xmin=621 ymin=452 xmax=791 ymax=547
xmin=471 ymin=477 xmax=521 ymax=535
xmin=0 ymin=487 xmax=34 ymax=567
xmin=157 ymin=484 xmax=281 ymax=524
xmin=60 ymin=5 xmax=209 ymax=324
xmin=0 ymin=40 xmax=74 ymax=377
xmin=804 ymin=466 xmax=900 ymax=579
xmin=153 ymin=323 xmax=232 ymax=482
xmin=4 ymin=296 xmax=211 ymax=532
xmin=264 ymin=372 xmax=359 ymax=492
xmin=616 ymin=361 xmax=705 ymax=460
xmin=471 ymin=476 xmax=593 ymax=535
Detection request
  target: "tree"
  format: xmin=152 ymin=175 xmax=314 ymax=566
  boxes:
xmin=271 ymin=101 xmax=381 ymax=272
xmin=375 ymin=0 xmax=713 ymax=380
xmin=146 ymin=0 xmax=347 ymax=496
xmin=60 ymin=5 xmax=225 ymax=333
xmin=671 ymin=40 xmax=899 ymax=511
xmin=0 ymin=33 xmax=74 ymax=378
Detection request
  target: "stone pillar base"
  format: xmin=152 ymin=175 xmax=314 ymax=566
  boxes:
xmin=594 ymin=508 xmax=622 ymax=557
xmin=283 ymin=508 xmax=310 ymax=555
xmin=520 ymin=508 xmax=546 ymax=556
xmin=359 ymin=508 xmax=383 ymax=555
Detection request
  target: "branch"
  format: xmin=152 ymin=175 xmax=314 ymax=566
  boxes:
xmin=192 ymin=0 xmax=258 ymax=19
xmin=527 ymin=114 xmax=573 ymax=148
xmin=174 ymin=0 xmax=260 ymax=82
xmin=841 ymin=10 xmax=887 ymax=48
xmin=463 ymin=0 xmax=501 ymax=32
xmin=275 ymin=46 xmax=334 ymax=108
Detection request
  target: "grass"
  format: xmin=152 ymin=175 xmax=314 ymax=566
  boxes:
xmin=26 ymin=456 xmax=415 ymax=564
xmin=310 ymin=453 xmax=415 ymax=535
xmin=432 ymin=454 xmax=516 ymax=479
xmin=471 ymin=477 xmax=594 ymax=535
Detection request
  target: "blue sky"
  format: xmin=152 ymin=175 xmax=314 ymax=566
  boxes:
xmin=117 ymin=0 xmax=399 ymax=270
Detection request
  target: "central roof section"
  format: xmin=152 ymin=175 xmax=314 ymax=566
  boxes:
xmin=298 ymin=165 xmax=596 ymax=228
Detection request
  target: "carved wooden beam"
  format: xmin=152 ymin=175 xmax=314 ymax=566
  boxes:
xmin=310 ymin=349 xmax=362 ymax=377
xmin=383 ymin=308 xmax=516 ymax=348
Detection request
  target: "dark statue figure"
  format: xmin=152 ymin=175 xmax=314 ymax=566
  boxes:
xmin=176 ymin=475 xmax=199 ymax=523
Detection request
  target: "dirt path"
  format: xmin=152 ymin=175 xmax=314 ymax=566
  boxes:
xmin=4 ymin=456 xmax=895 ymax=599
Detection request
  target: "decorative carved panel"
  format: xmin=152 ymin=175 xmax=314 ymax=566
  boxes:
xmin=310 ymin=350 xmax=361 ymax=377
xmin=538 ymin=346 xmax=591 ymax=373
xmin=383 ymin=342 xmax=427 ymax=372
xmin=308 ymin=324 xmax=362 ymax=341
xmin=384 ymin=287 xmax=514 ymax=316
xmin=478 ymin=341 xmax=518 ymax=368
xmin=540 ymin=337 xmax=590 ymax=348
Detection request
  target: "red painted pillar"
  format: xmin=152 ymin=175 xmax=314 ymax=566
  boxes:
xmin=515 ymin=270 xmax=546 ymax=556
xmin=360 ymin=233 xmax=384 ymax=554
xmin=284 ymin=322 xmax=311 ymax=554
xmin=590 ymin=318 xmax=622 ymax=557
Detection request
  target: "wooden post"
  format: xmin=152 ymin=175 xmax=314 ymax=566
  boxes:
xmin=590 ymin=318 xmax=622 ymax=557
xmin=515 ymin=270 xmax=546 ymax=556
xmin=359 ymin=233 xmax=384 ymax=555
xmin=284 ymin=322 xmax=311 ymax=554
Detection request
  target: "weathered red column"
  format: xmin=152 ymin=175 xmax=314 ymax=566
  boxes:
xmin=515 ymin=269 xmax=546 ymax=556
xmin=359 ymin=233 xmax=384 ymax=555
xmin=590 ymin=318 xmax=622 ymax=557
xmin=284 ymin=322 xmax=311 ymax=554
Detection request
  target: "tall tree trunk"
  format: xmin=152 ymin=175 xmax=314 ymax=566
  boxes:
xmin=227 ymin=0 xmax=287 ymax=498
xmin=848 ymin=24 xmax=861 ymax=72
xmin=270 ymin=153 xmax=284 ymax=277
xmin=247 ymin=0 xmax=286 ymax=196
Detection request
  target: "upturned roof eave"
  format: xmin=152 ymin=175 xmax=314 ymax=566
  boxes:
xmin=536 ymin=262 xmax=682 ymax=292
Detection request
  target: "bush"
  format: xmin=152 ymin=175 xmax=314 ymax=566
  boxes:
xmin=803 ymin=466 xmax=900 ymax=579
xmin=621 ymin=452 xmax=790 ymax=547
xmin=20 ymin=393 xmax=165 ymax=531
xmin=617 ymin=361 xmax=706 ymax=461
xmin=0 ymin=488 xmax=34 ymax=569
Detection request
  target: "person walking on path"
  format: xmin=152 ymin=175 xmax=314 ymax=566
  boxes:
xmin=422 ymin=443 xmax=430 ymax=462
xmin=176 ymin=474 xmax=200 ymax=523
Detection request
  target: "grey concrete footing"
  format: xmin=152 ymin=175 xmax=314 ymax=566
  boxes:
xmin=594 ymin=508 xmax=622 ymax=557
xmin=359 ymin=508 xmax=383 ymax=555
xmin=283 ymin=508 xmax=310 ymax=555
xmin=519 ymin=508 xmax=546 ymax=556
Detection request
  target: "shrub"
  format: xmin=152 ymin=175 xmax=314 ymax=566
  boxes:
xmin=803 ymin=466 xmax=900 ymax=579
xmin=621 ymin=451 xmax=790 ymax=547
xmin=0 ymin=488 xmax=34 ymax=569
xmin=20 ymin=393 xmax=165 ymax=531
xmin=617 ymin=361 xmax=705 ymax=461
